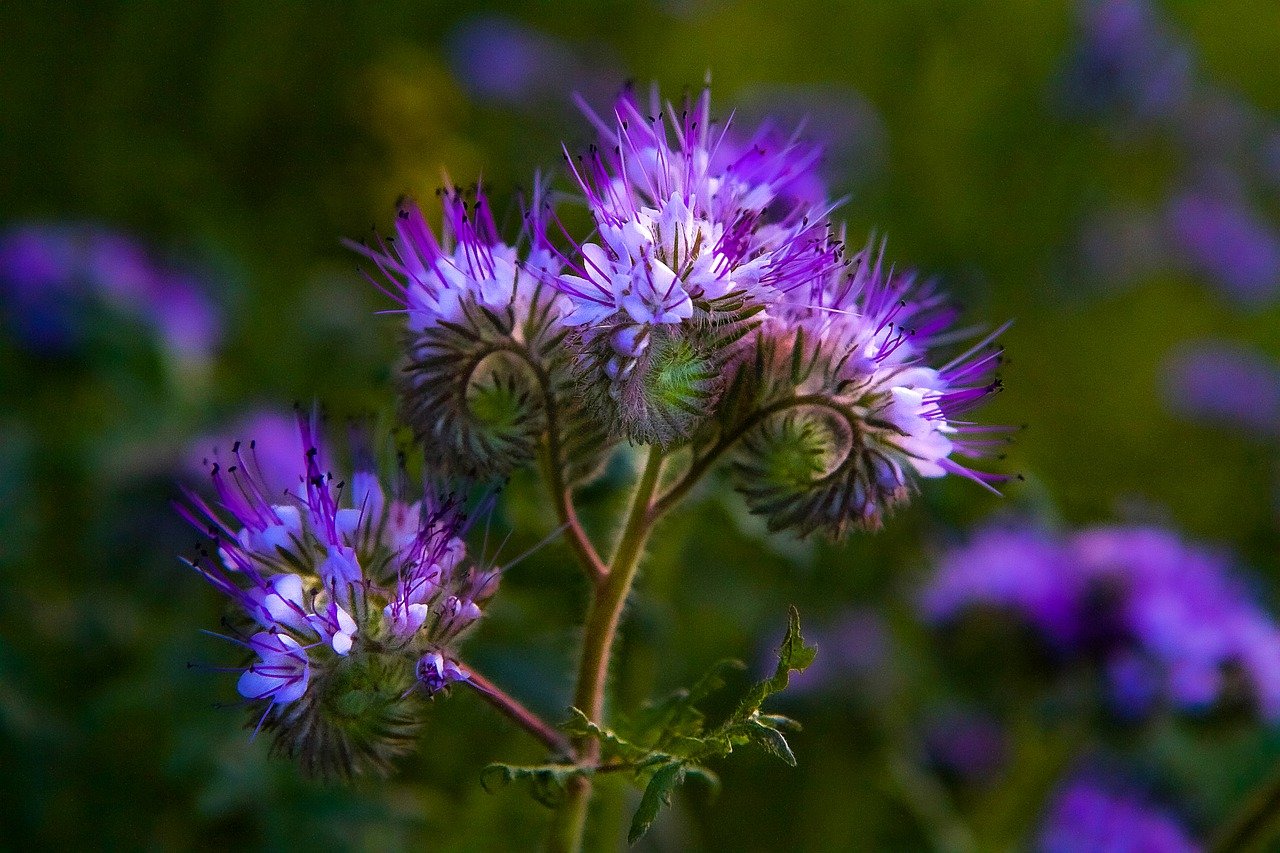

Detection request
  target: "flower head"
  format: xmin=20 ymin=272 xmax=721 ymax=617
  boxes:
xmin=351 ymin=182 xmax=599 ymax=480
xmin=733 ymin=241 xmax=1009 ymax=535
xmin=554 ymin=83 xmax=841 ymax=443
xmin=180 ymin=411 xmax=495 ymax=777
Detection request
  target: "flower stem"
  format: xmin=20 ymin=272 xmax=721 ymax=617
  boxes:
xmin=546 ymin=446 xmax=666 ymax=853
xmin=532 ymin=351 xmax=606 ymax=583
xmin=463 ymin=667 xmax=574 ymax=758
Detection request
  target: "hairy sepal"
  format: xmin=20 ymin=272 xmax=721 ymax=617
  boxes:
xmin=261 ymin=649 xmax=425 ymax=781
xmin=580 ymin=300 xmax=761 ymax=448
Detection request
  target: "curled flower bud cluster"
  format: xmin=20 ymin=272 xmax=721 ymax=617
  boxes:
xmin=181 ymin=414 xmax=495 ymax=778
xmin=737 ymin=241 xmax=1009 ymax=534
xmin=922 ymin=524 xmax=1280 ymax=722
xmin=356 ymin=81 xmax=1007 ymax=537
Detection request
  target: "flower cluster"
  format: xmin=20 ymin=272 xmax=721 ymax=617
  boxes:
xmin=921 ymin=524 xmax=1280 ymax=721
xmin=353 ymin=83 xmax=1007 ymax=536
xmin=0 ymin=222 xmax=220 ymax=365
xmin=1037 ymin=774 xmax=1200 ymax=853
xmin=739 ymin=241 xmax=1009 ymax=532
xmin=182 ymin=413 xmax=496 ymax=777
xmin=551 ymin=84 xmax=842 ymax=444
xmin=349 ymin=181 xmax=601 ymax=480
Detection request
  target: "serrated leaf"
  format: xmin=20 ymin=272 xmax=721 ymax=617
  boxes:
xmin=563 ymin=708 xmax=651 ymax=764
xmin=735 ymin=606 xmax=817 ymax=717
xmin=479 ymin=762 xmax=581 ymax=809
xmin=628 ymin=761 xmax=685 ymax=844
xmin=746 ymin=718 xmax=797 ymax=766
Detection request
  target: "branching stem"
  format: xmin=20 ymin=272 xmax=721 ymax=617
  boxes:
xmin=496 ymin=337 xmax=605 ymax=583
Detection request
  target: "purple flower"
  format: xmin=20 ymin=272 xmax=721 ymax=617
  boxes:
xmin=760 ymin=242 xmax=1010 ymax=518
xmin=922 ymin=523 xmax=1280 ymax=720
xmin=0 ymin=224 xmax=86 ymax=350
xmin=1074 ymin=527 xmax=1280 ymax=719
xmin=554 ymin=83 xmax=838 ymax=373
xmin=1162 ymin=340 xmax=1280 ymax=437
xmin=417 ymin=652 xmax=469 ymax=696
xmin=921 ymin=525 xmax=1082 ymax=647
xmin=1037 ymin=774 xmax=1200 ymax=853
xmin=1064 ymin=0 xmax=1195 ymax=121
xmin=350 ymin=182 xmax=563 ymax=335
xmin=180 ymin=411 xmax=493 ymax=710
xmin=0 ymin=222 xmax=222 ymax=365
xmin=238 ymin=632 xmax=311 ymax=706
xmin=1168 ymin=190 xmax=1280 ymax=306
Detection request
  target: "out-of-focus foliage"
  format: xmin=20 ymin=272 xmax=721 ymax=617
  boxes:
xmin=2 ymin=1 xmax=1278 ymax=850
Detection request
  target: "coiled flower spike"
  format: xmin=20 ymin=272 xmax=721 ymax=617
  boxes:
xmin=180 ymin=412 xmax=498 ymax=778
xmin=722 ymin=239 xmax=1010 ymax=536
xmin=351 ymin=181 xmax=610 ymax=484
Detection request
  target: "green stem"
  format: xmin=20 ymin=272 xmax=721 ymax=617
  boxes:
xmin=525 ymin=343 xmax=606 ymax=583
xmin=653 ymin=393 xmax=853 ymax=517
xmin=1211 ymin=761 xmax=1280 ymax=853
xmin=546 ymin=447 xmax=666 ymax=853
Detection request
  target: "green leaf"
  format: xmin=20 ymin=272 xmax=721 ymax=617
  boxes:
xmin=746 ymin=718 xmax=797 ymax=767
xmin=479 ymin=762 xmax=582 ymax=809
xmin=628 ymin=761 xmax=685 ymax=844
xmin=682 ymin=764 xmax=721 ymax=797
xmin=562 ymin=708 xmax=651 ymax=764
xmin=734 ymin=606 xmax=817 ymax=718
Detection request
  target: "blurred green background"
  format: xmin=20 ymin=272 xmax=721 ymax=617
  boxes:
xmin=2 ymin=1 xmax=1278 ymax=849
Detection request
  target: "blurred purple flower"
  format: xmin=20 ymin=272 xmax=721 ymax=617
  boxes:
xmin=1037 ymin=774 xmax=1200 ymax=853
xmin=920 ymin=526 xmax=1084 ymax=647
xmin=1075 ymin=527 xmax=1280 ymax=719
xmin=922 ymin=524 xmax=1280 ymax=720
xmin=786 ymin=610 xmax=891 ymax=695
xmin=1168 ymin=190 xmax=1280 ymax=306
xmin=445 ymin=16 xmax=619 ymax=110
xmin=0 ymin=224 xmax=86 ymax=350
xmin=1064 ymin=0 xmax=1194 ymax=122
xmin=1161 ymin=340 xmax=1280 ymax=437
xmin=0 ymin=222 xmax=221 ymax=365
